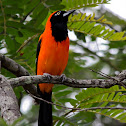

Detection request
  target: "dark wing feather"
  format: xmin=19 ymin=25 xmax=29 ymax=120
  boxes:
xmin=36 ymin=39 xmax=42 ymax=74
xmin=36 ymin=38 xmax=43 ymax=95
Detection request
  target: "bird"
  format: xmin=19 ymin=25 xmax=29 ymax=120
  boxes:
xmin=36 ymin=10 xmax=75 ymax=126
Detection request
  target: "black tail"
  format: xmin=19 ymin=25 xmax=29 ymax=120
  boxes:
xmin=38 ymin=91 xmax=52 ymax=126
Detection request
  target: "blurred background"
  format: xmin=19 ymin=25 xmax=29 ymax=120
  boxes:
xmin=0 ymin=0 xmax=126 ymax=125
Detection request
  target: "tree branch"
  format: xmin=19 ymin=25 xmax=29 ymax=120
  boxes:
xmin=8 ymin=70 xmax=126 ymax=88
xmin=1 ymin=54 xmax=126 ymax=125
xmin=0 ymin=54 xmax=29 ymax=76
xmin=0 ymin=53 xmax=38 ymax=96
xmin=0 ymin=75 xmax=21 ymax=125
xmin=1 ymin=53 xmax=126 ymax=93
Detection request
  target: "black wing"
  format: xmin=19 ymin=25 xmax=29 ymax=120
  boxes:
xmin=36 ymin=39 xmax=42 ymax=75
xmin=36 ymin=38 xmax=45 ymax=96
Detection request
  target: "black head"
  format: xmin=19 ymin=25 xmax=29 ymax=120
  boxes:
xmin=50 ymin=10 xmax=75 ymax=42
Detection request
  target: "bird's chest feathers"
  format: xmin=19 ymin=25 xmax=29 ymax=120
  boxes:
xmin=39 ymin=36 xmax=69 ymax=74
xmin=43 ymin=37 xmax=69 ymax=59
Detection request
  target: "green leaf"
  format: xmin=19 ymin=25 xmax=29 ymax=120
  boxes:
xmin=7 ymin=27 xmax=19 ymax=36
xmin=5 ymin=36 xmax=15 ymax=51
xmin=68 ymin=12 xmax=126 ymax=41
xmin=24 ymin=0 xmax=40 ymax=14
xmin=53 ymin=116 xmax=76 ymax=126
xmin=61 ymin=0 xmax=110 ymax=10
xmin=6 ymin=21 xmax=24 ymax=28
xmin=73 ymin=86 xmax=126 ymax=123
xmin=53 ymin=85 xmax=68 ymax=92
xmin=54 ymin=90 xmax=72 ymax=98
xmin=34 ymin=8 xmax=48 ymax=27
xmin=0 ymin=118 xmax=7 ymax=126
xmin=4 ymin=7 xmax=23 ymax=15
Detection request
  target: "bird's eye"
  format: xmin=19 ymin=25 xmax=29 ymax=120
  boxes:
xmin=57 ymin=12 xmax=60 ymax=15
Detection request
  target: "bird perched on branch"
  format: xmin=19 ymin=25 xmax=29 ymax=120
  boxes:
xmin=36 ymin=10 xmax=75 ymax=126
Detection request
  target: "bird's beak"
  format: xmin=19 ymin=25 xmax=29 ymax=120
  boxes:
xmin=63 ymin=10 xmax=75 ymax=17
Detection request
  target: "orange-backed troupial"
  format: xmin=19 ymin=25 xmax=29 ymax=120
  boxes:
xmin=36 ymin=10 xmax=75 ymax=126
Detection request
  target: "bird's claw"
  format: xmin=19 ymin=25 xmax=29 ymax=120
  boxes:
xmin=43 ymin=73 xmax=52 ymax=80
xmin=60 ymin=74 xmax=67 ymax=83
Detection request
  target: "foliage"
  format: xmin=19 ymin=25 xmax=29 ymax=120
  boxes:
xmin=1 ymin=0 xmax=126 ymax=125
xmin=72 ymin=86 xmax=126 ymax=123
xmin=61 ymin=0 xmax=110 ymax=10
xmin=0 ymin=118 xmax=7 ymax=126
xmin=68 ymin=13 xmax=126 ymax=41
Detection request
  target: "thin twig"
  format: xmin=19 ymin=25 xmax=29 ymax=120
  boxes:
xmin=20 ymin=1 xmax=41 ymax=23
xmin=89 ymin=68 xmax=112 ymax=79
xmin=29 ymin=92 xmax=82 ymax=111
xmin=97 ymin=70 xmax=113 ymax=79
xmin=98 ymin=70 xmax=126 ymax=88
xmin=16 ymin=33 xmax=39 ymax=53
xmin=89 ymin=68 xmax=126 ymax=89
xmin=20 ymin=1 xmax=50 ymax=23
xmin=29 ymin=92 xmax=126 ymax=112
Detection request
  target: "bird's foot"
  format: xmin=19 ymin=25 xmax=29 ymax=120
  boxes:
xmin=43 ymin=73 xmax=52 ymax=80
xmin=60 ymin=74 xmax=67 ymax=83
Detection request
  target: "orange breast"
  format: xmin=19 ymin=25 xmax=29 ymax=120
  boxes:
xmin=37 ymin=31 xmax=69 ymax=93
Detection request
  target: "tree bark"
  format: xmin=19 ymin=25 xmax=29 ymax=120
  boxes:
xmin=8 ymin=72 xmax=126 ymax=89
xmin=0 ymin=75 xmax=21 ymax=125
xmin=0 ymin=53 xmax=37 ymax=96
